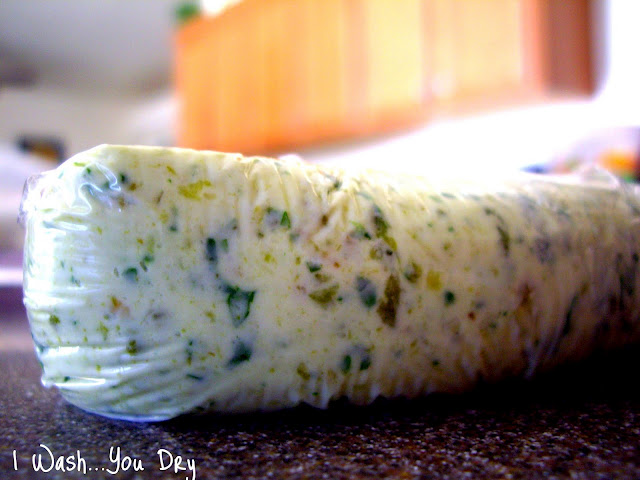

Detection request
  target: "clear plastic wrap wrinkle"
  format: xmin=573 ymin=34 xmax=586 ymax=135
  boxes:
xmin=21 ymin=144 xmax=640 ymax=421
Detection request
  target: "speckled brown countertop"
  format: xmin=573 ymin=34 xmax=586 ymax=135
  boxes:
xmin=1 ymin=292 xmax=640 ymax=479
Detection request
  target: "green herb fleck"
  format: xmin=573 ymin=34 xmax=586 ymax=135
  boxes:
xmin=119 ymin=173 xmax=128 ymax=184
xmin=264 ymin=207 xmax=289 ymax=230
xmin=341 ymin=355 xmax=352 ymax=373
xmin=123 ymin=267 xmax=139 ymax=283
xmin=126 ymin=340 xmax=138 ymax=355
xmin=404 ymin=261 xmax=422 ymax=283
xmin=309 ymin=284 xmax=339 ymax=307
xmin=355 ymin=276 xmax=377 ymax=308
xmin=360 ymin=356 xmax=371 ymax=371
xmin=306 ymin=261 xmax=322 ymax=273
xmin=377 ymin=275 xmax=400 ymax=327
xmin=444 ymin=290 xmax=456 ymax=306
xmin=221 ymin=238 xmax=229 ymax=252
xmin=369 ymin=246 xmax=383 ymax=260
xmin=383 ymin=236 xmax=397 ymax=251
xmin=178 ymin=180 xmax=212 ymax=200
xmin=314 ymin=272 xmax=331 ymax=283
xmin=228 ymin=340 xmax=252 ymax=368
xmin=186 ymin=340 xmax=194 ymax=366
xmin=497 ymin=225 xmax=510 ymax=255
xmin=350 ymin=222 xmax=372 ymax=240
xmin=226 ymin=286 xmax=256 ymax=327
xmin=98 ymin=322 xmax=109 ymax=340
xmin=372 ymin=205 xmax=389 ymax=237
xmin=186 ymin=373 xmax=204 ymax=381
xmin=281 ymin=211 xmax=291 ymax=229
xmin=205 ymin=237 xmax=217 ymax=264
xmin=49 ymin=314 xmax=60 ymax=326
xmin=296 ymin=363 xmax=311 ymax=380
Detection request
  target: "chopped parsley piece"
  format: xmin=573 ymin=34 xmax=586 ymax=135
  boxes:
xmin=186 ymin=341 xmax=194 ymax=365
xmin=141 ymin=254 xmax=155 ymax=271
xmin=126 ymin=340 xmax=138 ymax=355
xmin=350 ymin=222 xmax=372 ymax=240
xmin=226 ymin=286 xmax=256 ymax=327
xmin=178 ymin=180 xmax=212 ymax=199
xmin=359 ymin=355 xmax=371 ymax=371
xmin=372 ymin=205 xmax=389 ymax=237
xmin=49 ymin=314 xmax=60 ymax=326
xmin=314 ymin=272 xmax=331 ymax=283
xmin=404 ymin=261 xmax=422 ymax=283
xmin=264 ymin=207 xmax=290 ymax=230
xmin=186 ymin=374 xmax=204 ymax=381
xmin=228 ymin=340 xmax=252 ymax=368
xmin=341 ymin=355 xmax=352 ymax=373
xmin=123 ymin=267 xmax=139 ymax=283
xmin=281 ymin=211 xmax=291 ymax=229
xmin=306 ymin=261 xmax=322 ymax=273
xmin=426 ymin=270 xmax=442 ymax=291
xmin=309 ymin=284 xmax=339 ymax=306
xmin=221 ymin=238 xmax=229 ymax=252
xmin=444 ymin=290 xmax=456 ymax=306
xmin=98 ymin=322 xmax=109 ymax=340
xmin=205 ymin=237 xmax=217 ymax=264
xmin=377 ymin=275 xmax=400 ymax=327
xmin=355 ymin=276 xmax=377 ymax=308
xmin=497 ymin=225 xmax=510 ymax=255
xmin=296 ymin=363 xmax=311 ymax=380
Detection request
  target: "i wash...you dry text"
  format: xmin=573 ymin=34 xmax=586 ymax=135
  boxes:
xmin=11 ymin=444 xmax=197 ymax=479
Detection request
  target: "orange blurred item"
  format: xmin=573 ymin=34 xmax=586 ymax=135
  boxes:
xmin=175 ymin=0 xmax=593 ymax=155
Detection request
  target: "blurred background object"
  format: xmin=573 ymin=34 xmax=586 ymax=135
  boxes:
xmin=175 ymin=0 xmax=595 ymax=154
xmin=1 ymin=0 xmax=640 ymax=288
xmin=545 ymin=126 xmax=640 ymax=181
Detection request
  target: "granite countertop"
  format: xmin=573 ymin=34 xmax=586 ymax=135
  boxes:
xmin=1 ymin=293 xmax=640 ymax=480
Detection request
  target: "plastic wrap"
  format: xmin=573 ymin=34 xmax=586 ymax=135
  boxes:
xmin=20 ymin=145 xmax=640 ymax=421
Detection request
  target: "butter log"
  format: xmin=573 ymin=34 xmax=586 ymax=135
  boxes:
xmin=21 ymin=145 xmax=640 ymax=421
